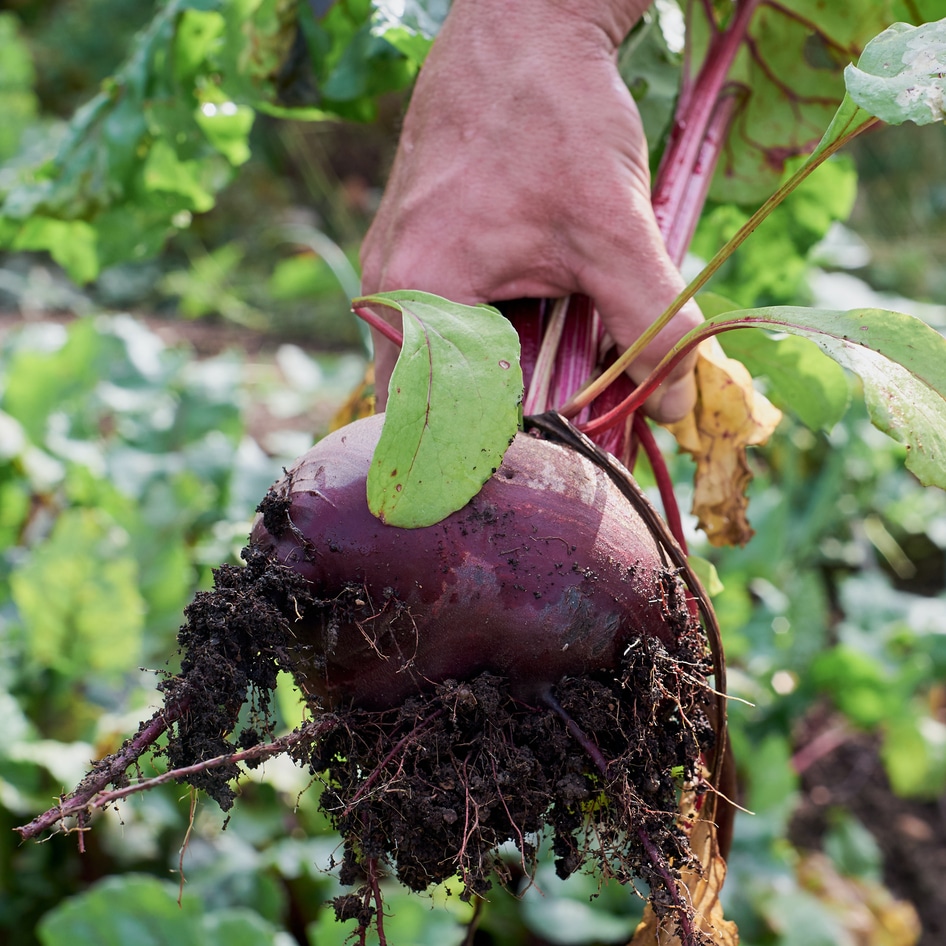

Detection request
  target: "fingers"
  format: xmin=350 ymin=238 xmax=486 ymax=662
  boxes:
xmin=578 ymin=229 xmax=703 ymax=424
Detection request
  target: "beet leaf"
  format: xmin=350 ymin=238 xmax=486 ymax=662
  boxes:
xmin=357 ymin=290 xmax=523 ymax=528
xmin=682 ymin=307 xmax=946 ymax=489
xmin=844 ymin=18 xmax=946 ymax=125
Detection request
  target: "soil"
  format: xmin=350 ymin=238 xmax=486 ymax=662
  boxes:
xmin=157 ymin=535 xmax=718 ymax=946
xmin=791 ymin=714 xmax=946 ymax=946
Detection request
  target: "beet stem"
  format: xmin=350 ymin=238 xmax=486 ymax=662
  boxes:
xmin=352 ymin=305 xmax=404 ymax=348
xmin=633 ymin=412 xmax=688 ymax=555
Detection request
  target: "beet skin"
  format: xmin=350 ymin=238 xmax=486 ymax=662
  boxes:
xmin=251 ymin=413 xmax=689 ymax=710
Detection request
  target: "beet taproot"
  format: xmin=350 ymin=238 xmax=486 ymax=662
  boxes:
xmin=250 ymin=412 xmax=692 ymax=711
xmin=18 ymin=411 xmax=724 ymax=946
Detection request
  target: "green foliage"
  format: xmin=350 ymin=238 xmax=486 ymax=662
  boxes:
xmin=362 ymin=291 xmax=523 ymax=528
xmin=693 ymin=157 xmax=859 ymax=307
xmin=2 ymin=5 xmax=946 ymax=946
xmin=689 ymin=0 xmax=946 ymax=206
xmin=846 ymin=18 xmax=946 ymax=124
xmin=684 ymin=304 xmax=946 ymax=488
xmin=0 ymin=0 xmax=429 ymax=285
xmin=0 ymin=13 xmax=38 ymax=164
xmin=37 ymin=874 xmax=284 ymax=946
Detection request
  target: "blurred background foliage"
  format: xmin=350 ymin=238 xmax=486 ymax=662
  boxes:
xmin=0 ymin=2 xmax=945 ymax=945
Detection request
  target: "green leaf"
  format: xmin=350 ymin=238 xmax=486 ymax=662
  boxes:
xmin=691 ymin=0 xmax=913 ymax=206
xmin=0 ymin=0 xmax=307 ymax=282
xmin=372 ymin=0 xmax=450 ymax=62
xmin=845 ymin=18 xmax=946 ymax=125
xmin=38 ymin=875 xmax=283 ymax=946
xmin=688 ymin=555 xmax=725 ymax=596
xmin=360 ymin=290 xmax=522 ymax=528
xmin=701 ymin=293 xmax=850 ymax=432
xmin=688 ymin=306 xmax=946 ymax=487
xmin=695 ymin=157 xmax=859 ymax=307
xmin=881 ymin=711 xmax=946 ymax=798
xmin=811 ymin=645 xmax=894 ymax=727
xmin=823 ymin=810 xmax=883 ymax=880
xmin=0 ymin=12 xmax=38 ymax=162
xmin=10 ymin=508 xmax=145 ymax=679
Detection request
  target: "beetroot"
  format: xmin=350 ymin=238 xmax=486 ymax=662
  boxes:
xmin=251 ymin=412 xmax=690 ymax=711
xmin=229 ymin=412 xmax=725 ymax=945
xmin=21 ymin=411 xmax=724 ymax=946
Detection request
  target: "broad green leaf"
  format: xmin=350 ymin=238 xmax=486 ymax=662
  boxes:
xmin=881 ymin=712 xmax=946 ymax=797
xmin=688 ymin=0 xmax=915 ymax=206
xmin=360 ymin=290 xmax=522 ymax=528
xmin=0 ymin=12 xmax=38 ymax=162
xmin=692 ymin=157 xmax=859 ymax=308
xmin=0 ymin=0 xmax=323 ymax=282
xmin=619 ymin=8 xmax=682 ymax=155
xmin=372 ymin=0 xmax=450 ymax=62
xmin=845 ymin=18 xmax=946 ymax=125
xmin=688 ymin=555 xmax=725 ymax=596
xmin=823 ymin=811 xmax=883 ymax=880
xmin=38 ymin=875 xmax=283 ymax=946
xmin=811 ymin=645 xmax=894 ymax=727
xmin=700 ymin=293 xmax=850 ymax=432
xmin=687 ymin=306 xmax=946 ymax=487
xmin=10 ymin=508 xmax=145 ymax=679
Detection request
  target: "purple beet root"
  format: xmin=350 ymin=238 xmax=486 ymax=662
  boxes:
xmin=250 ymin=413 xmax=689 ymax=711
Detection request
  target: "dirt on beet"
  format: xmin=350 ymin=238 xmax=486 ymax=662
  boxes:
xmin=155 ymin=539 xmax=719 ymax=944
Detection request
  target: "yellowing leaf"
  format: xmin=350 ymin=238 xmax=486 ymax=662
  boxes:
xmin=630 ymin=795 xmax=739 ymax=946
xmin=665 ymin=338 xmax=781 ymax=547
xmin=330 ymin=363 xmax=376 ymax=431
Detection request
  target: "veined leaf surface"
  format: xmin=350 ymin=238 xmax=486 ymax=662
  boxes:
xmin=690 ymin=307 xmax=946 ymax=488
xmin=360 ymin=290 xmax=522 ymax=528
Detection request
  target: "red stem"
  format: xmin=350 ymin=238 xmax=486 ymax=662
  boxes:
xmin=652 ymin=0 xmax=762 ymax=250
xmin=352 ymin=305 xmax=404 ymax=348
xmin=663 ymin=91 xmax=741 ymax=266
xmin=632 ymin=413 xmax=687 ymax=555
xmin=580 ymin=343 xmax=690 ymax=439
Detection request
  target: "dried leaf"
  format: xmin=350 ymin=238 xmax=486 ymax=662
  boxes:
xmin=629 ymin=794 xmax=739 ymax=946
xmin=665 ymin=338 xmax=781 ymax=546
xmin=330 ymin=363 xmax=376 ymax=431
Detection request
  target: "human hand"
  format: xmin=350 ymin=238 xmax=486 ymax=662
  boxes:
xmin=360 ymin=0 xmax=702 ymax=422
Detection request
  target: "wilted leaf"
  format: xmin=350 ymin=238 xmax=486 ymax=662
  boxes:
xmin=361 ymin=291 xmax=522 ymax=528
xmin=701 ymin=292 xmax=850 ymax=432
xmin=690 ymin=306 xmax=946 ymax=490
xmin=630 ymin=795 xmax=739 ymax=946
xmin=330 ymin=363 xmax=376 ymax=430
xmin=665 ymin=339 xmax=782 ymax=546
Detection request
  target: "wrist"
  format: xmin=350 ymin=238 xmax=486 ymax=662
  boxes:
xmin=445 ymin=0 xmax=647 ymax=52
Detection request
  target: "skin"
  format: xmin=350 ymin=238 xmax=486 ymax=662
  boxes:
xmin=360 ymin=0 xmax=703 ymax=422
